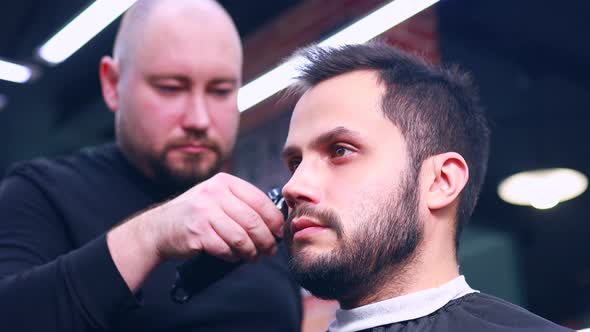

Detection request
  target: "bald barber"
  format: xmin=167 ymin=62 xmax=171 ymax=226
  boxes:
xmin=0 ymin=1 xmax=302 ymax=331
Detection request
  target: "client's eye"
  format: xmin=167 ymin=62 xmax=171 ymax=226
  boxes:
xmin=287 ymin=157 xmax=302 ymax=173
xmin=331 ymin=144 xmax=354 ymax=158
xmin=334 ymin=146 xmax=350 ymax=157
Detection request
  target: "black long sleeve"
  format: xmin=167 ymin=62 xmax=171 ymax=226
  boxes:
xmin=0 ymin=175 xmax=138 ymax=331
xmin=0 ymin=144 xmax=302 ymax=332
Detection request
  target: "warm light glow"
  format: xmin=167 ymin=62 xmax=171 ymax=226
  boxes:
xmin=238 ymin=0 xmax=439 ymax=112
xmin=498 ymin=168 xmax=587 ymax=210
xmin=38 ymin=0 xmax=138 ymax=65
xmin=0 ymin=59 xmax=32 ymax=83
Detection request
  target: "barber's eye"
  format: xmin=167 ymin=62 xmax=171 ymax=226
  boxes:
xmin=210 ymin=88 xmax=233 ymax=97
xmin=156 ymin=84 xmax=182 ymax=93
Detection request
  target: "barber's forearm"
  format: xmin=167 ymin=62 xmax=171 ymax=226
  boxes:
xmin=107 ymin=211 xmax=163 ymax=292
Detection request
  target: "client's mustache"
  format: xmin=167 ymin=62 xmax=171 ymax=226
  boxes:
xmin=287 ymin=203 xmax=343 ymax=239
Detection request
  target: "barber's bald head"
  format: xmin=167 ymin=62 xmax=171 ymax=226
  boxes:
xmin=99 ymin=0 xmax=243 ymax=189
xmin=113 ymin=0 xmax=242 ymax=70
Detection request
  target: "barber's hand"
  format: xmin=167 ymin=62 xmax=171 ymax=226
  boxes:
xmin=145 ymin=173 xmax=285 ymax=263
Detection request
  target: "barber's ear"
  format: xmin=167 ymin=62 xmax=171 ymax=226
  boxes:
xmin=425 ymin=152 xmax=469 ymax=211
xmin=99 ymin=56 xmax=120 ymax=113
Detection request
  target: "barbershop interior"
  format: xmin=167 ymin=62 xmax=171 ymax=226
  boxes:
xmin=0 ymin=0 xmax=589 ymax=331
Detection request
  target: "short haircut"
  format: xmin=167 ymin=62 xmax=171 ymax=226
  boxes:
xmin=291 ymin=42 xmax=491 ymax=247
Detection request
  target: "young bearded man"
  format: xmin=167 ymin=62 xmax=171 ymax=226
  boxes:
xmin=280 ymin=43 xmax=573 ymax=332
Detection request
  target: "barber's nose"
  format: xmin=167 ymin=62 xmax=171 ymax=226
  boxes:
xmin=282 ymin=161 xmax=322 ymax=209
xmin=182 ymin=94 xmax=211 ymax=131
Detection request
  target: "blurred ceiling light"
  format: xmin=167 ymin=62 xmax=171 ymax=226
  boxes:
xmin=0 ymin=59 xmax=33 ymax=83
xmin=38 ymin=0 xmax=138 ymax=65
xmin=238 ymin=0 xmax=439 ymax=112
xmin=498 ymin=168 xmax=588 ymax=210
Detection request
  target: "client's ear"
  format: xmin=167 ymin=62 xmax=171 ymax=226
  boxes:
xmin=425 ymin=152 xmax=469 ymax=211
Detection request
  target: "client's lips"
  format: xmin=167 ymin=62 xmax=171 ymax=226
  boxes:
xmin=291 ymin=217 xmax=329 ymax=239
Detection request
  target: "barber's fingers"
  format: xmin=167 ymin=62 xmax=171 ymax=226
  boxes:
xmin=193 ymin=223 xmax=239 ymax=263
xmin=221 ymin=193 xmax=278 ymax=257
xmin=175 ymin=172 xmax=283 ymax=261
xmin=207 ymin=209 xmax=259 ymax=262
xmin=223 ymin=175 xmax=285 ymax=239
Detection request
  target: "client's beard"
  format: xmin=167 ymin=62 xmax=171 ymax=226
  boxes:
xmin=285 ymin=173 xmax=422 ymax=306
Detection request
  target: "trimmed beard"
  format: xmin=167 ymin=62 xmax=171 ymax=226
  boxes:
xmin=149 ymin=144 xmax=224 ymax=193
xmin=118 ymin=126 xmax=226 ymax=193
xmin=285 ymin=169 xmax=422 ymax=305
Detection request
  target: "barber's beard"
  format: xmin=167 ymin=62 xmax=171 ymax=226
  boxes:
xmin=286 ymin=172 xmax=422 ymax=305
xmin=150 ymin=143 xmax=225 ymax=193
xmin=118 ymin=121 xmax=227 ymax=194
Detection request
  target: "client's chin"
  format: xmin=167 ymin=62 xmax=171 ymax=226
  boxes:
xmin=288 ymin=251 xmax=351 ymax=301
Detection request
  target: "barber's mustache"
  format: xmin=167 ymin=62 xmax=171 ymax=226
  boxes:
xmin=166 ymin=137 xmax=221 ymax=154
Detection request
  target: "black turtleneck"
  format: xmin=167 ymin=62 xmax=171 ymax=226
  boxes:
xmin=0 ymin=143 xmax=302 ymax=331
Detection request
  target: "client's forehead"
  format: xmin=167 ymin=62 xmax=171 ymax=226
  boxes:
xmin=286 ymin=70 xmax=392 ymax=147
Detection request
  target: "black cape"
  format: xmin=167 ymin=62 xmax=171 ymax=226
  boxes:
xmin=334 ymin=292 xmax=573 ymax=332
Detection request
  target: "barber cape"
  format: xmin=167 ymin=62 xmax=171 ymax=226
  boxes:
xmin=328 ymin=276 xmax=573 ymax=332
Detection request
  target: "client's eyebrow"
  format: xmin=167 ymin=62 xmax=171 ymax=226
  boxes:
xmin=282 ymin=126 xmax=361 ymax=159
